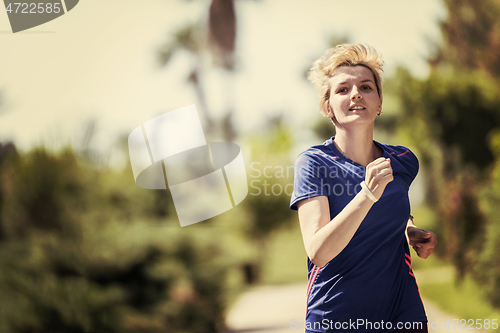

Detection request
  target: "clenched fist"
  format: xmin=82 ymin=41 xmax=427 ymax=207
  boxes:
xmin=364 ymin=157 xmax=394 ymax=200
xmin=407 ymin=227 xmax=437 ymax=259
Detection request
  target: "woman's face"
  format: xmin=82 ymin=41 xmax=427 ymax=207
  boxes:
xmin=326 ymin=65 xmax=382 ymax=128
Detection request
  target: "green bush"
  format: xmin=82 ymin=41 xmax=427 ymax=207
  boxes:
xmin=0 ymin=146 xmax=242 ymax=332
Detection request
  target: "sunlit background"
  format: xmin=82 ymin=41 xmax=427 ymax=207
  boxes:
xmin=0 ymin=0 xmax=444 ymax=152
xmin=1 ymin=0 xmax=500 ymax=332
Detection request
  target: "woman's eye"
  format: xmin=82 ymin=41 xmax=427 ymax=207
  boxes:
xmin=361 ymin=85 xmax=373 ymax=91
xmin=337 ymin=88 xmax=347 ymax=93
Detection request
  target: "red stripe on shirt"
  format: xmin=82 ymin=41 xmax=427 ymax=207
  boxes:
xmin=404 ymin=254 xmax=423 ymax=305
xmin=306 ymin=265 xmax=319 ymax=298
xmin=397 ymin=149 xmax=410 ymax=157
xmin=305 ymin=265 xmax=320 ymax=318
xmin=406 ymin=255 xmax=425 ymax=307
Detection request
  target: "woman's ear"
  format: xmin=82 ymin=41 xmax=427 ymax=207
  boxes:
xmin=323 ymin=103 xmax=334 ymax=118
xmin=325 ymin=104 xmax=338 ymax=126
xmin=377 ymin=96 xmax=383 ymax=112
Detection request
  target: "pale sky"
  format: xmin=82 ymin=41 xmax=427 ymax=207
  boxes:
xmin=0 ymin=0 xmax=446 ymax=156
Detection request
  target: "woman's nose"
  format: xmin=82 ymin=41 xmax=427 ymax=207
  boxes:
xmin=351 ymin=88 xmax=362 ymax=100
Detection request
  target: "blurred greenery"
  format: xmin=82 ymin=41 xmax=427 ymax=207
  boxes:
xmin=418 ymin=273 xmax=500 ymax=321
xmin=0 ymin=128 xmax=296 ymax=332
xmin=0 ymin=1 xmax=298 ymax=331
xmin=0 ymin=146 xmax=214 ymax=332
xmin=385 ymin=0 xmax=500 ymax=312
xmin=260 ymin=222 xmax=307 ymax=285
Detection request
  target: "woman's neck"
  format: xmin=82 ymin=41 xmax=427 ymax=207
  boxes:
xmin=333 ymin=126 xmax=380 ymax=166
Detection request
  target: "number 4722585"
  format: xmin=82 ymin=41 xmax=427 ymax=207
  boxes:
xmin=444 ymin=319 xmax=498 ymax=330
xmin=6 ymin=3 xmax=62 ymax=14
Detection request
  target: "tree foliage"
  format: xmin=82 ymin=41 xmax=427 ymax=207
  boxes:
xmin=391 ymin=68 xmax=499 ymax=277
xmin=0 ymin=146 xmax=242 ymax=332
xmin=391 ymin=0 xmax=500 ymax=308
xmin=431 ymin=0 xmax=500 ymax=78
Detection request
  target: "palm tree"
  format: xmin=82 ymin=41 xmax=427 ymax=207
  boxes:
xmin=157 ymin=0 xmax=237 ymax=137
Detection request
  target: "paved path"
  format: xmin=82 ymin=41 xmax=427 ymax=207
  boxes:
xmin=225 ymin=281 xmax=486 ymax=333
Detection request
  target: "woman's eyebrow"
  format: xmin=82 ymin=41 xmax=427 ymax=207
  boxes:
xmin=336 ymin=79 xmax=374 ymax=86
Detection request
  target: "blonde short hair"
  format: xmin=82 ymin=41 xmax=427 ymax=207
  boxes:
xmin=308 ymin=44 xmax=384 ymax=116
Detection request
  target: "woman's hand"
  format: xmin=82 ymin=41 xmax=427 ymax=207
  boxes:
xmin=407 ymin=227 xmax=437 ymax=259
xmin=364 ymin=157 xmax=393 ymax=200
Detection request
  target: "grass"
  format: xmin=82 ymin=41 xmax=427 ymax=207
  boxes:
xmin=418 ymin=272 xmax=500 ymax=320
xmin=261 ymin=221 xmax=308 ymax=285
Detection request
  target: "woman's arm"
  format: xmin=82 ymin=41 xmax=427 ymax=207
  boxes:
xmin=406 ymin=216 xmax=437 ymax=259
xmin=297 ymin=157 xmax=393 ymax=267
